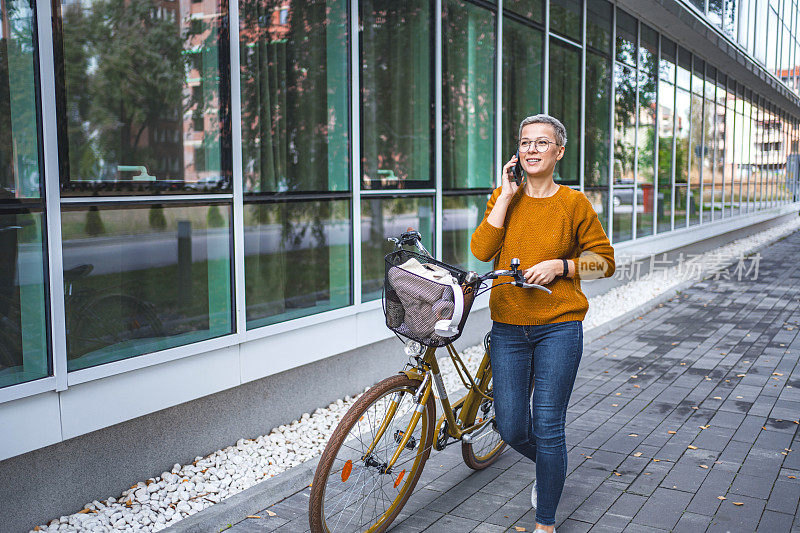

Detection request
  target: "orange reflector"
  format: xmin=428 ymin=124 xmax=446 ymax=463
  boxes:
xmin=341 ymin=460 xmax=352 ymax=482
xmin=394 ymin=469 xmax=406 ymax=488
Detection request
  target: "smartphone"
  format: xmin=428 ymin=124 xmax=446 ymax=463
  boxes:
xmin=510 ymin=150 xmax=523 ymax=186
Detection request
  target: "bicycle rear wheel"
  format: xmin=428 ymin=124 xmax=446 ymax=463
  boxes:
xmin=309 ymin=373 xmax=435 ymax=533
xmin=461 ymin=371 xmax=506 ymax=469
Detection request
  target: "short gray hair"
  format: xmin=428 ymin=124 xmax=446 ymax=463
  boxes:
xmin=518 ymin=114 xmax=567 ymax=147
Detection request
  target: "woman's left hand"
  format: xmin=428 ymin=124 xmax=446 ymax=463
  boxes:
xmin=523 ymin=260 xmax=563 ymax=285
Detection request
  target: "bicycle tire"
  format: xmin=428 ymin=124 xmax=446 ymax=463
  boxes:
xmin=309 ymin=373 xmax=435 ymax=533
xmin=461 ymin=369 xmax=506 ymax=470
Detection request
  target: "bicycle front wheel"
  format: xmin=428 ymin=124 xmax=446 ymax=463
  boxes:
xmin=309 ymin=373 xmax=435 ymax=533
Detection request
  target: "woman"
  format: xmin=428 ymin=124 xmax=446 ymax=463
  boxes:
xmin=470 ymin=114 xmax=615 ymax=533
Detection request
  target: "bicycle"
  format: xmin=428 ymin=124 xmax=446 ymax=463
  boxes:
xmin=308 ymin=229 xmax=551 ymax=533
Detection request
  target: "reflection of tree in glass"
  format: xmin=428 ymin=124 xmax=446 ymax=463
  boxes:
xmin=61 ymin=1 xmax=185 ymax=181
xmin=0 ymin=1 xmax=39 ymax=198
xmin=59 ymin=0 xmax=225 ymax=186
xmin=584 ymin=53 xmax=611 ymax=188
xmin=614 ymin=63 xmax=636 ymax=181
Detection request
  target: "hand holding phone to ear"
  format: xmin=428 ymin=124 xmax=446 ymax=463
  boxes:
xmin=499 ymin=153 xmax=522 ymax=201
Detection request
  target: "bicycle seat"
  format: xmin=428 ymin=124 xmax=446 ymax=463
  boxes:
xmin=64 ymin=264 xmax=94 ymax=283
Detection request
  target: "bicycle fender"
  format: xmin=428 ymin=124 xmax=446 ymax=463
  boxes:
xmin=400 ymin=369 xmax=425 ymax=382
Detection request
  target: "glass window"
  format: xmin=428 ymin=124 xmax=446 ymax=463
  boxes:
xmin=659 ymin=37 xmax=676 ymax=83
xmin=549 ymin=0 xmax=581 ymax=42
xmin=548 ymin=40 xmax=580 ymax=185
xmin=443 ymin=194 xmax=493 ymax=273
xmin=361 ymin=196 xmax=433 ymax=302
xmin=724 ymin=92 xmax=736 ymax=216
xmin=245 ymin=198 xmax=351 ymax=325
xmin=615 ymin=8 xmax=637 ymax=68
xmin=502 ymin=17 xmax=543 ymax=164
xmin=585 ymin=52 xmax=612 ymax=188
xmin=657 ymin=80 xmax=675 ymax=233
xmin=637 ymin=67 xmax=657 ymax=238
xmin=0 ymin=208 xmax=49 ymax=388
xmin=504 ymin=0 xmax=543 ymax=23
xmin=613 ymin=60 xmax=636 ymax=243
xmin=676 ymin=46 xmax=691 ymax=90
xmin=360 ymin=0 xmax=433 ymax=190
xmin=675 ymin=88 xmax=691 ymax=185
xmin=702 ymin=94 xmax=716 ymax=223
xmin=714 ymin=85 xmax=726 ymax=217
xmin=583 ymin=187 xmax=609 ymax=235
xmin=443 ymin=0 xmax=496 ymax=190
xmin=689 ymin=93 xmax=703 ymax=225
xmin=61 ymin=203 xmax=233 ymax=370
xmin=613 ymin=63 xmax=636 ymax=187
xmin=586 ymin=0 xmax=613 ymax=55
xmin=55 ymin=0 xmax=231 ymax=196
xmin=241 ymin=0 xmax=349 ymax=193
xmin=0 ymin=1 xmax=49 ymax=388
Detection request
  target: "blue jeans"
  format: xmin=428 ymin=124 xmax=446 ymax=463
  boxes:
xmin=489 ymin=320 xmax=583 ymax=526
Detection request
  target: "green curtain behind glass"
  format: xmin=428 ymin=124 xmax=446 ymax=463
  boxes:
xmin=240 ymin=0 xmax=348 ymax=193
xmin=443 ymin=0 xmax=496 ymax=190
xmin=360 ymin=0 xmax=433 ymax=189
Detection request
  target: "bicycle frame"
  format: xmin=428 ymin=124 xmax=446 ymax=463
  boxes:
xmin=361 ymin=344 xmax=493 ymax=472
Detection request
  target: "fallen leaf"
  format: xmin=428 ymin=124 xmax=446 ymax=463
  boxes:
xmin=246 ymin=515 xmax=262 ymax=519
xmin=668 ymin=430 xmax=677 ymax=434
xmin=713 ymin=396 xmax=722 ymax=400
xmin=717 ymin=496 xmax=726 ymax=500
xmin=692 ymin=406 xmax=699 ymax=410
xmin=633 ymin=452 xmax=643 ymax=457
xmin=612 ymin=403 xmax=618 ymax=407
xmin=736 ymin=396 xmax=743 ymax=399
xmin=628 ymin=434 xmax=639 ymax=437
xmin=688 ymin=445 xmax=698 ymax=450
xmin=586 ymin=456 xmax=592 ymax=459
xmin=732 ymin=502 xmax=744 ymax=506
xmin=266 ymin=510 xmax=277 ymax=517
xmin=653 ymin=459 xmax=661 ymax=462
xmin=788 ymin=475 xmax=797 ymax=479
xmin=699 ymin=464 xmax=709 ymax=469
xmin=644 ymin=472 xmax=651 ymax=475
xmin=634 ymin=384 xmax=640 ymax=388
xmin=737 ymin=374 xmax=746 ymax=377
xmin=616 ymin=393 xmax=622 ymax=396
xmin=773 ymin=372 xmax=784 ymax=376
xmin=614 ymin=471 xmax=621 ymax=476
xmin=699 ymin=425 xmax=709 ymax=429
xmin=514 ymin=527 xmax=526 ymax=532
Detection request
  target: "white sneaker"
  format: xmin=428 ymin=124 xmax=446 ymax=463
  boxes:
xmin=533 ymin=529 xmax=555 ymax=533
xmin=531 ymin=479 xmax=537 ymax=509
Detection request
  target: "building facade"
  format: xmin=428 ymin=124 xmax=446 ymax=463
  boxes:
xmin=1 ymin=0 xmax=800 ymax=528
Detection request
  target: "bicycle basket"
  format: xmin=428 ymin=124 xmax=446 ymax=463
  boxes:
xmin=383 ymin=249 xmax=478 ymax=347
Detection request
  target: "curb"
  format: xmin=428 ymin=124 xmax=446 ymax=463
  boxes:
xmin=164 ymin=227 xmax=796 ymax=533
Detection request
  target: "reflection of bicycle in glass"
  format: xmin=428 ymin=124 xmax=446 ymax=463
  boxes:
xmin=308 ymin=229 xmax=552 ymax=533
xmin=64 ymin=264 xmax=165 ymax=360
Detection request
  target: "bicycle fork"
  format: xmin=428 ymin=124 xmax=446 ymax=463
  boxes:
xmin=362 ymin=372 xmax=433 ymax=474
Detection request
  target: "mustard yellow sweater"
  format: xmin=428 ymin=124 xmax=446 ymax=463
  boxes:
xmin=470 ymin=184 xmax=616 ymax=325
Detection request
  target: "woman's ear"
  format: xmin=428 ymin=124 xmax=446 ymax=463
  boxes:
xmin=555 ymin=146 xmax=565 ymax=161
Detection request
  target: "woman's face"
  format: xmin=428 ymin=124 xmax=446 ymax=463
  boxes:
xmin=518 ymin=123 xmax=565 ymax=178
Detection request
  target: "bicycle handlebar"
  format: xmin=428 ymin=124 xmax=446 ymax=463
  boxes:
xmin=388 ymin=229 xmax=552 ymax=294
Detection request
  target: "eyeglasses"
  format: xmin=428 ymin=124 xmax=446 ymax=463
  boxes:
xmin=519 ymin=138 xmax=559 ymax=153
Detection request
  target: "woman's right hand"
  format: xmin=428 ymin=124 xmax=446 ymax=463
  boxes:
xmin=500 ymin=154 xmax=521 ymax=200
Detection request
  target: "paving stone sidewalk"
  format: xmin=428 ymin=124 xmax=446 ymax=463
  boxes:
xmin=226 ymin=229 xmax=800 ymax=533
